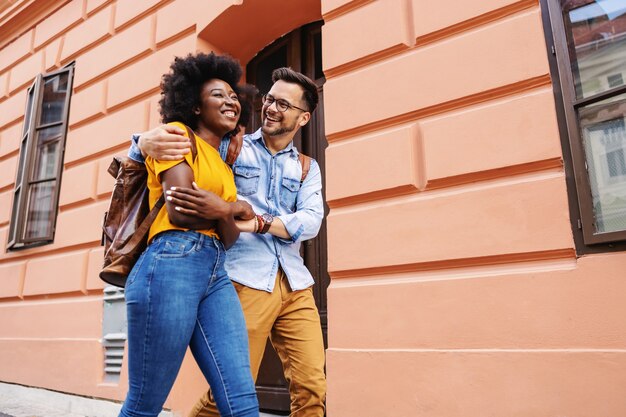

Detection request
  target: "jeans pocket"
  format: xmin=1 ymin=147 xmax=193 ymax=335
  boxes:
xmin=156 ymin=236 xmax=197 ymax=258
xmin=234 ymin=165 xmax=261 ymax=196
xmin=279 ymin=177 xmax=300 ymax=211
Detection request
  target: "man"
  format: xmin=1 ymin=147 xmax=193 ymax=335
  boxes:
xmin=129 ymin=67 xmax=326 ymax=417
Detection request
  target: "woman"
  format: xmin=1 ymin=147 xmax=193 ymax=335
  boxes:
xmin=119 ymin=53 xmax=259 ymax=417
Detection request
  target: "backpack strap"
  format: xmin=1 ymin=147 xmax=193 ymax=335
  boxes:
xmin=225 ymin=132 xmax=243 ymax=166
xmin=298 ymin=153 xmax=311 ymax=183
xmin=182 ymin=124 xmax=198 ymax=161
xmin=135 ymin=190 xmax=166 ymax=246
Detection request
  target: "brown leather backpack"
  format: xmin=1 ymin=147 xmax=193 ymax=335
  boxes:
xmin=99 ymin=126 xmax=198 ymax=287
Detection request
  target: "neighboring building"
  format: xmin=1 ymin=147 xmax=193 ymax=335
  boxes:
xmin=0 ymin=0 xmax=625 ymax=416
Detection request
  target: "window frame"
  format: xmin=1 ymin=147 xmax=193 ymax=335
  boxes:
xmin=542 ymin=0 xmax=626 ymax=250
xmin=7 ymin=63 xmax=75 ymax=251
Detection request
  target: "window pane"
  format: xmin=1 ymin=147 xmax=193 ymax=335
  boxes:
xmin=23 ymin=86 xmax=35 ymax=136
xmin=580 ymin=93 xmax=626 ymax=233
xmin=38 ymin=72 xmax=69 ymax=125
xmin=31 ymin=125 xmax=62 ymax=181
xmin=15 ymin=136 xmax=28 ymax=185
xmin=564 ymin=0 xmax=626 ymax=98
xmin=9 ymin=188 xmax=21 ymax=243
xmin=24 ymin=181 xmax=56 ymax=240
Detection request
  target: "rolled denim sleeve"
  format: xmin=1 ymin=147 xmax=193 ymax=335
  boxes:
xmin=277 ymin=159 xmax=324 ymax=243
xmin=128 ymin=134 xmax=146 ymax=163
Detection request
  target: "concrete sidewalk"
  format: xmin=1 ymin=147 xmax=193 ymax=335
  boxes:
xmin=0 ymin=382 xmax=281 ymax=417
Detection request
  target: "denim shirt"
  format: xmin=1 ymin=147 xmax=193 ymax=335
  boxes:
xmin=128 ymin=128 xmax=324 ymax=292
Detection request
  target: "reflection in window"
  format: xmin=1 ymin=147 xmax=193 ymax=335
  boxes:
xmin=565 ymin=0 xmax=626 ymax=98
xmin=39 ymin=73 xmax=69 ymax=125
xmin=581 ymin=96 xmax=626 ymax=233
xmin=32 ymin=126 xmax=63 ymax=181
xmin=608 ymin=73 xmax=624 ymax=88
xmin=607 ymin=148 xmax=626 ymax=176
xmin=24 ymin=182 xmax=56 ymax=240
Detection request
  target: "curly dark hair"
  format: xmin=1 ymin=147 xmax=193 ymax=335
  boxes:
xmin=235 ymin=83 xmax=258 ymax=130
xmin=159 ymin=52 xmax=243 ymax=130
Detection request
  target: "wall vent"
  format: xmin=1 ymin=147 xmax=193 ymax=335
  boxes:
xmin=102 ymin=286 xmax=127 ymax=383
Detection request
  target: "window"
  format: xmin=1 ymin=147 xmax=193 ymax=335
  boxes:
xmin=8 ymin=64 xmax=74 ymax=250
xmin=607 ymin=148 xmax=626 ymax=177
xmin=608 ymin=73 xmax=624 ymax=88
xmin=543 ymin=0 xmax=626 ymax=247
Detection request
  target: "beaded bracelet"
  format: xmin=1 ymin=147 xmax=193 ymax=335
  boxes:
xmin=255 ymin=214 xmax=265 ymax=234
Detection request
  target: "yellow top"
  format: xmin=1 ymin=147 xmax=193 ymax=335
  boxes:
xmin=146 ymin=121 xmax=237 ymax=242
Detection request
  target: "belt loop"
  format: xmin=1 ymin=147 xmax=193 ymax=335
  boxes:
xmin=211 ymin=235 xmax=221 ymax=253
xmin=196 ymin=232 xmax=204 ymax=250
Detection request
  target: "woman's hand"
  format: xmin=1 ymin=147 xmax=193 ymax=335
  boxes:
xmin=165 ymin=182 xmax=230 ymax=220
xmin=232 ymin=200 xmax=255 ymax=220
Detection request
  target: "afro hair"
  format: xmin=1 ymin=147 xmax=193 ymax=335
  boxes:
xmin=159 ymin=52 xmax=243 ymax=130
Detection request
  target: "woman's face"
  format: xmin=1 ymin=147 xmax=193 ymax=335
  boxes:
xmin=196 ymin=78 xmax=241 ymax=136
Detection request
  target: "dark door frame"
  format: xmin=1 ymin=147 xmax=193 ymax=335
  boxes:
xmin=246 ymin=20 xmax=328 ymax=413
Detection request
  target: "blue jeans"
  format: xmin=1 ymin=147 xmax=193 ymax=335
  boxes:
xmin=119 ymin=230 xmax=259 ymax=417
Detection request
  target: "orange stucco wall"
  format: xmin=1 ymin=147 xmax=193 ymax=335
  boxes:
xmin=0 ymin=0 xmax=625 ymax=416
xmin=322 ymin=0 xmax=626 ymax=416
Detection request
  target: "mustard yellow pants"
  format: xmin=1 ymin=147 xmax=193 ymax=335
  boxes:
xmin=189 ymin=270 xmax=326 ymax=417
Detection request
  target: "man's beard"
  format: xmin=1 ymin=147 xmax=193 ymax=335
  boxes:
xmin=261 ymin=117 xmax=297 ymax=137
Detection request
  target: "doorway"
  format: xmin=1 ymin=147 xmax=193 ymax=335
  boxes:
xmin=246 ymin=21 xmax=328 ymax=413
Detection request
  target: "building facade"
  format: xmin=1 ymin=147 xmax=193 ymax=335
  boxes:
xmin=0 ymin=0 xmax=625 ymax=416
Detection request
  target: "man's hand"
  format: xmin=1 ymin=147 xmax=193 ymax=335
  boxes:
xmin=165 ymin=182 xmax=230 ymax=220
xmin=235 ymin=218 xmax=256 ymax=233
xmin=138 ymin=124 xmax=191 ymax=160
xmin=232 ymin=200 xmax=255 ymax=220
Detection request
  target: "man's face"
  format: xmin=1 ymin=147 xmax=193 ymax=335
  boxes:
xmin=261 ymin=80 xmax=310 ymax=138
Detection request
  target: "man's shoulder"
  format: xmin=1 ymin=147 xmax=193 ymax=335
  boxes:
xmin=239 ymin=134 xmax=258 ymax=155
xmin=243 ymin=128 xmax=262 ymax=144
xmin=232 ymin=132 xmax=260 ymax=166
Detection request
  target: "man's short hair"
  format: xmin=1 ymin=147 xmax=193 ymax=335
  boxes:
xmin=271 ymin=67 xmax=318 ymax=113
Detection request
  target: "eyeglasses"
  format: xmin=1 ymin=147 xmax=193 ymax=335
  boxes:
xmin=262 ymin=94 xmax=308 ymax=113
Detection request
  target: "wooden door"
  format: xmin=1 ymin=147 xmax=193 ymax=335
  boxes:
xmin=246 ymin=21 xmax=328 ymax=414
